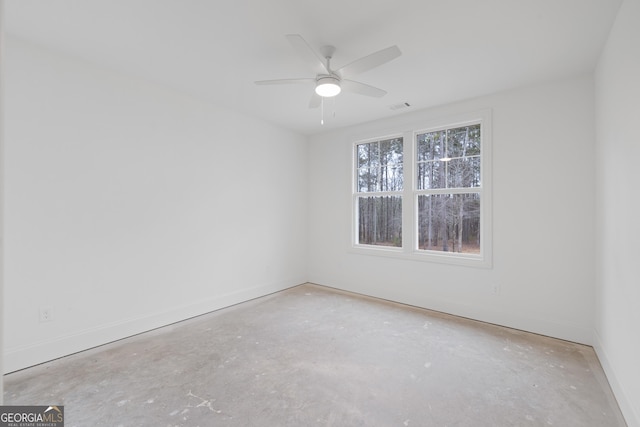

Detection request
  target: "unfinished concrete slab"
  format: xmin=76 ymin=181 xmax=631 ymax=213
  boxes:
xmin=3 ymin=284 xmax=626 ymax=426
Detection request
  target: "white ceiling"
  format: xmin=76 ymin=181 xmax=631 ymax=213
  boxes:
xmin=4 ymin=0 xmax=622 ymax=135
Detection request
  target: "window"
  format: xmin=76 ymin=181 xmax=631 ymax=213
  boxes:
xmin=355 ymin=136 xmax=403 ymax=248
xmin=352 ymin=110 xmax=491 ymax=267
xmin=416 ymin=124 xmax=481 ymax=254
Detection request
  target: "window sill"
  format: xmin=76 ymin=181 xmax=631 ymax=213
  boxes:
xmin=349 ymin=244 xmax=492 ymax=268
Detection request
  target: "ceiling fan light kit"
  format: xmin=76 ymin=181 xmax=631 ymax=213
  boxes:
xmin=315 ymin=76 xmax=341 ymax=97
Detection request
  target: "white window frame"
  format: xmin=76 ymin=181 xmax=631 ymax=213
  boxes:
xmin=351 ymin=109 xmax=492 ymax=268
xmin=352 ymin=134 xmax=405 ymax=253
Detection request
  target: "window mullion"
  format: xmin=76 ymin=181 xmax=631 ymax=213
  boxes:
xmin=402 ymin=130 xmax=414 ymax=253
xmin=416 ymin=187 xmax=482 ymax=196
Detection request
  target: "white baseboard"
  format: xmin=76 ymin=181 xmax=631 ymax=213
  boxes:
xmin=309 ymin=281 xmax=594 ymax=345
xmin=592 ymin=330 xmax=639 ymax=427
xmin=4 ymin=280 xmax=302 ymax=373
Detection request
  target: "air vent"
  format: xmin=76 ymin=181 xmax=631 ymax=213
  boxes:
xmin=389 ymin=102 xmax=411 ymax=111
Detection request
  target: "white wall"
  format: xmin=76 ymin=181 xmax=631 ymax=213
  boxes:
xmin=594 ymin=0 xmax=640 ymax=425
xmin=3 ymin=37 xmax=308 ymax=372
xmin=0 ymin=0 xmax=5 ymax=403
xmin=308 ymin=75 xmax=596 ymax=345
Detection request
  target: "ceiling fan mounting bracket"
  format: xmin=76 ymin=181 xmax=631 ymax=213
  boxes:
xmin=319 ymin=45 xmax=336 ymax=60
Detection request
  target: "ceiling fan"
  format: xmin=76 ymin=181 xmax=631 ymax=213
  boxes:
xmin=255 ymin=34 xmax=401 ymax=108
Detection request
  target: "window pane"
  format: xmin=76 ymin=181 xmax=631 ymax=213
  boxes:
xmin=416 ymin=124 xmax=481 ymax=190
xmin=358 ymin=167 xmax=378 ymax=192
xmin=380 ymin=137 xmax=403 ymax=164
xmin=358 ymin=196 xmax=402 ymax=247
xmin=380 ymin=164 xmax=403 ymax=191
xmin=357 ymin=165 xmax=403 ymax=192
xmin=417 ymin=161 xmax=444 ymax=190
xmin=357 ymin=137 xmax=403 ymax=193
xmin=417 ymin=193 xmax=480 ymax=254
xmin=417 ymin=130 xmax=446 ymax=161
xmin=447 ymin=124 xmax=481 ymax=158
xmin=447 ymin=157 xmax=481 ymax=188
xmin=357 ymin=142 xmax=379 ymax=168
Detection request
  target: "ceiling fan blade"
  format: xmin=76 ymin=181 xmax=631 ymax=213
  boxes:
xmin=309 ymin=93 xmax=321 ymax=109
xmin=337 ymin=45 xmax=401 ymax=79
xmin=255 ymin=78 xmax=315 ymax=86
xmin=285 ymin=34 xmax=329 ymax=75
xmin=341 ymin=79 xmax=387 ymax=97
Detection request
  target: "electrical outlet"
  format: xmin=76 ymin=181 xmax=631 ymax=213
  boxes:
xmin=39 ymin=306 xmax=54 ymax=323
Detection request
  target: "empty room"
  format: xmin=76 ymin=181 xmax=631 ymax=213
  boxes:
xmin=1 ymin=0 xmax=639 ymax=426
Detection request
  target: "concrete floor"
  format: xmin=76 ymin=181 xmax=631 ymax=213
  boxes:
xmin=3 ymin=284 xmax=627 ymax=426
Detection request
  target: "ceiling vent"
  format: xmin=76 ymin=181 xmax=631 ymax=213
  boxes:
xmin=389 ymin=102 xmax=411 ymax=111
